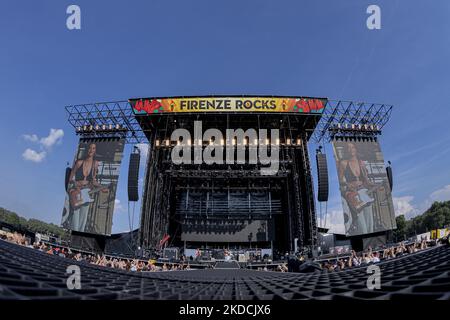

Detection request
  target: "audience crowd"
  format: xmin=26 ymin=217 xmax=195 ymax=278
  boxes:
xmin=1 ymin=229 xmax=448 ymax=274
xmin=0 ymin=230 xmax=191 ymax=272
xmin=318 ymin=240 xmax=429 ymax=272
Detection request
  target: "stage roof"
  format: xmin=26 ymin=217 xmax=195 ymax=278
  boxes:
xmin=65 ymin=97 xmax=392 ymax=144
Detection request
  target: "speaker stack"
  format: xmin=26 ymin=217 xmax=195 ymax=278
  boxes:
xmin=386 ymin=161 xmax=393 ymax=191
xmin=316 ymin=152 xmax=329 ymax=202
xmin=64 ymin=166 xmax=71 ymax=192
xmin=128 ymin=148 xmax=140 ymax=202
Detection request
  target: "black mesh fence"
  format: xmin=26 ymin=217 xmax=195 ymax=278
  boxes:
xmin=0 ymin=240 xmax=449 ymax=300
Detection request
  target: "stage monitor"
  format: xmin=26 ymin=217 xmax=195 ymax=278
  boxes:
xmin=61 ymin=138 xmax=125 ymax=236
xmin=332 ymin=138 xmax=396 ymax=237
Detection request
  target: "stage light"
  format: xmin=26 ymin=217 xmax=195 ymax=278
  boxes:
xmin=198 ymin=139 xmax=202 ymax=146
xmin=188 ymin=139 xmax=192 ymax=146
xmin=115 ymin=124 xmax=120 ymax=130
xmin=109 ymin=124 xmax=113 ymax=130
xmin=286 ymin=138 xmax=291 ymax=145
xmin=220 ymin=139 xmax=224 ymax=146
xmin=102 ymin=124 xmax=106 ymax=130
xmin=297 ymin=138 xmax=301 ymax=145
xmin=156 ymin=140 xmax=160 ymax=147
xmin=243 ymin=138 xmax=248 ymax=146
xmin=165 ymin=139 xmax=170 ymax=147
xmin=266 ymin=139 xmax=269 ymax=145
xmin=89 ymin=125 xmax=93 ymax=131
xmin=83 ymin=125 xmax=87 ymax=131
xmin=275 ymin=138 xmax=280 ymax=145
xmin=254 ymin=138 xmax=258 ymax=146
xmin=95 ymin=125 xmax=100 ymax=130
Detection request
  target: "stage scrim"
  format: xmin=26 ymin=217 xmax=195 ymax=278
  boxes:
xmin=61 ymin=138 xmax=125 ymax=235
xmin=332 ymin=139 xmax=396 ymax=236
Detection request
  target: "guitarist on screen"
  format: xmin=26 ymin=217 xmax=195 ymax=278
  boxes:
xmin=67 ymin=143 xmax=109 ymax=232
xmin=337 ymin=142 xmax=378 ymax=235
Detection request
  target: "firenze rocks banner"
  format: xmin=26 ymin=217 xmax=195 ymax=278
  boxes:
xmin=130 ymin=96 xmax=327 ymax=114
xmin=332 ymin=139 xmax=396 ymax=237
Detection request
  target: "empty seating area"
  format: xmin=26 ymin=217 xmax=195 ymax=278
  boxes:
xmin=0 ymin=239 xmax=449 ymax=300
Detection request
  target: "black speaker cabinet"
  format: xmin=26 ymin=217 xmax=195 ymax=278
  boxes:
xmin=128 ymin=153 xmax=140 ymax=202
xmin=316 ymin=153 xmax=329 ymax=202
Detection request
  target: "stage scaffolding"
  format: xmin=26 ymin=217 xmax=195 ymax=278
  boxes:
xmin=64 ymin=98 xmax=393 ymax=252
xmin=65 ymin=99 xmax=393 ymax=144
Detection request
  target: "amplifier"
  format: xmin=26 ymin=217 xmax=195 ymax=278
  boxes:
xmin=163 ymin=247 xmax=179 ymax=260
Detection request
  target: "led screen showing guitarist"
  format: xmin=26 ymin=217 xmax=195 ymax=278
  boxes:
xmin=332 ymin=139 xmax=396 ymax=236
xmin=61 ymin=138 xmax=125 ymax=235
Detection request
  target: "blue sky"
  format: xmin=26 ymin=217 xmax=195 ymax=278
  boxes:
xmin=0 ymin=0 xmax=449 ymax=234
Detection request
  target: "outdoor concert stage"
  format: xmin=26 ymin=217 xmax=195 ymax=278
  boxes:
xmin=65 ymin=96 xmax=394 ymax=255
xmin=1 ymin=240 xmax=449 ymax=300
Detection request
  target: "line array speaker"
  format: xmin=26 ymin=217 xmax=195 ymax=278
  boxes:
xmin=128 ymin=153 xmax=140 ymax=202
xmin=386 ymin=165 xmax=393 ymax=191
xmin=316 ymin=153 xmax=329 ymax=202
xmin=65 ymin=167 xmax=71 ymax=192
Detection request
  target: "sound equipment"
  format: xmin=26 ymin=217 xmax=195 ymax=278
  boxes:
xmin=128 ymin=152 xmax=140 ymax=202
xmin=70 ymin=231 xmax=106 ymax=253
xmin=65 ymin=167 xmax=71 ymax=192
xmin=316 ymin=152 xmax=329 ymax=202
xmin=163 ymin=247 xmax=179 ymax=260
xmin=386 ymin=165 xmax=393 ymax=191
xmin=298 ymin=261 xmax=322 ymax=273
xmin=362 ymin=234 xmax=387 ymax=250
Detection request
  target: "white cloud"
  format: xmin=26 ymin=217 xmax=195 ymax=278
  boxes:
xmin=430 ymin=185 xmax=450 ymax=202
xmin=39 ymin=128 xmax=64 ymax=149
xmin=135 ymin=143 xmax=149 ymax=162
xmin=114 ymin=199 xmax=126 ymax=214
xmin=320 ymin=185 xmax=450 ymax=231
xmin=318 ymin=207 xmax=346 ymax=235
xmin=21 ymin=128 xmax=64 ymax=163
xmin=22 ymin=149 xmax=47 ymax=163
xmin=23 ymin=129 xmax=64 ymax=148
xmin=393 ymin=196 xmax=418 ymax=218
xmin=392 ymin=185 xmax=450 ymax=221
xmin=22 ymin=134 xmax=39 ymax=142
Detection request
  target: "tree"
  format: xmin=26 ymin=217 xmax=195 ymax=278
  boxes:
xmin=394 ymin=215 xmax=407 ymax=241
xmin=0 ymin=207 xmax=68 ymax=239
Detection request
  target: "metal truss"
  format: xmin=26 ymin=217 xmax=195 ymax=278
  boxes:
xmin=65 ymin=99 xmax=393 ymax=144
xmin=311 ymin=100 xmax=393 ymax=143
xmin=65 ymin=101 xmax=148 ymax=144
